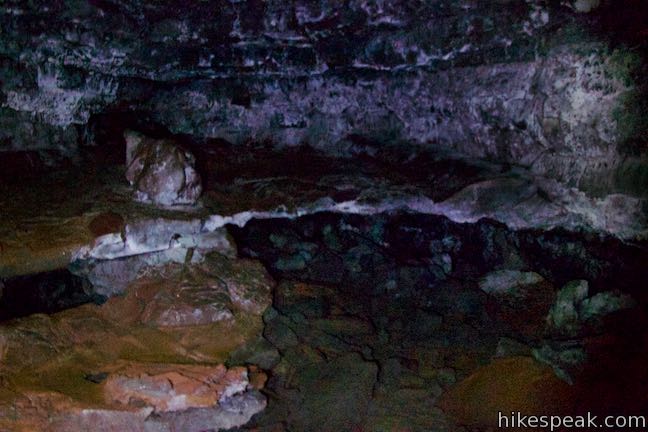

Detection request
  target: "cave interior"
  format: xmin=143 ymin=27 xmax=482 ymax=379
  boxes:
xmin=1 ymin=1 xmax=648 ymax=431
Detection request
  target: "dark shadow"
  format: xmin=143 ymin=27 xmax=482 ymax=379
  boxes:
xmin=0 ymin=270 xmax=103 ymax=322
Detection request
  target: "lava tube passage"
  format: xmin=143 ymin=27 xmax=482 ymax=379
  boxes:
xmin=1 ymin=1 xmax=648 ymax=431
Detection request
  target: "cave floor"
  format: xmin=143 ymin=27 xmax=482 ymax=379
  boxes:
xmin=230 ymin=212 xmax=648 ymax=431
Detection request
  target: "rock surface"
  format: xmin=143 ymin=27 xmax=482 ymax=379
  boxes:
xmin=229 ymin=212 xmax=648 ymax=431
xmin=125 ymin=130 xmax=202 ymax=206
xmin=104 ymin=363 xmax=250 ymax=412
xmin=1 ymin=205 xmax=648 ymax=431
xmin=479 ymin=270 xmax=555 ymax=340
xmin=546 ymin=279 xmax=635 ymax=337
xmin=0 ymin=1 xmax=646 ymax=198
xmin=0 ymin=253 xmax=273 ymax=431
xmin=439 ymin=357 xmax=575 ymax=428
xmin=546 ymin=279 xmax=591 ymax=337
xmin=3 ymin=143 xmax=646 ymax=284
xmin=0 ymin=3 xmax=646 ymax=428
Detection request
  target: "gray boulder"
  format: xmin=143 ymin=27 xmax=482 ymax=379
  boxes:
xmin=547 ymin=280 xmax=635 ymax=337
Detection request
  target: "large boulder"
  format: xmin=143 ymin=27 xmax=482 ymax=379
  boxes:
xmin=125 ymin=131 xmax=202 ymax=206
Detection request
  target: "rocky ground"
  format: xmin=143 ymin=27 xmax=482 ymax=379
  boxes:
xmin=229 ymin=212 xmax=648 ymax=431
xmin=0 ymin=252 xmax=273 ymax=431
xmin=1 ymin=143 xmax=647 ymax=431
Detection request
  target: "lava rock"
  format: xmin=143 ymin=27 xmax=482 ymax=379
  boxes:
xmin=547 ymin=280 xmax=590 ymax=336
xmin=125 ymin=131 xmax=202 ymax=206
xmin=479 ymin=270 xmax=555 ymax=340
xmin=579 ymin=291 xmax=636 ymax=322
xmin=0 ymin=254 xmax=273 ymax=431
xmin=547 ymin=280 xmax=635 ymax=337
xmin=479 ymin=270 xmax=546 ymax=299
xmin=570 ymin=0 xmax=601 ymax=13
xmin=532 ymin=342 xmax=587 ymax=385
xmin=2 ymin=0 xmax=647 ymax=204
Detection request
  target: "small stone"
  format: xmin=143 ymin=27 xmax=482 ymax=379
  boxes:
xmin=532 ymin=343 xmax=586 ymax=385
xmin=579 ymin=291 xmax=635 ymax=322
xmin=572 ymin=0 xmax=600 ymax=13
xmin=479 ymin=270 xmax=554 ymax=339
xmin=125 ymin=130 xmax=202 ymax=206
xmin=479 ymin=270 xmax=545 ymax=298
xmin=547 ymin=280 xmax=589 ymax=336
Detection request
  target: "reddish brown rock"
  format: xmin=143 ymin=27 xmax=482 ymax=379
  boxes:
xmin=104 ymin=363 xmax=250 ymax=412
xmin=0 ymin=254 xmax=273 ymax=431
xmin=439 ymin=357 xmax=575 ymax=429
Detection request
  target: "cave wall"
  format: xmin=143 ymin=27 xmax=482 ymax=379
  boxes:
xmin=1 ymin=0 xmax=647 ymax=193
